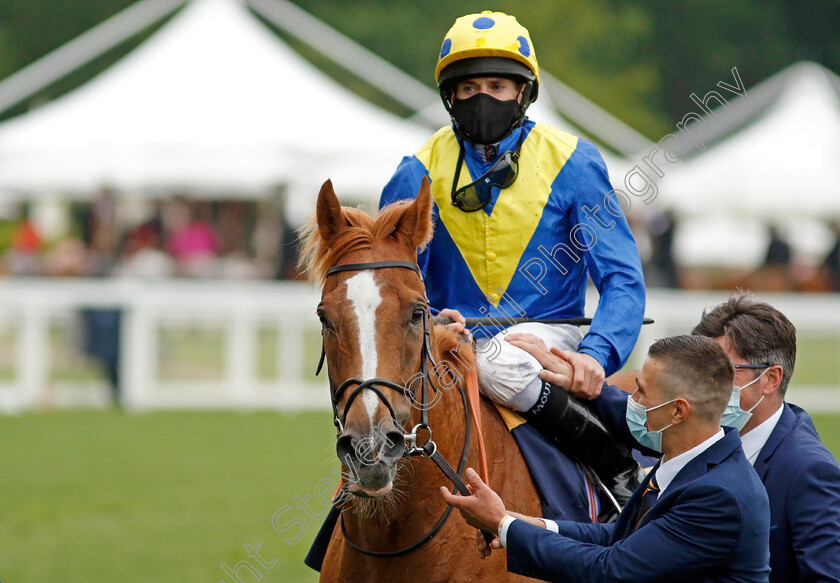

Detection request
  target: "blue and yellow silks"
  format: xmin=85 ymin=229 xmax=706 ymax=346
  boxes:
xmin=380 ymin=120 xmax=645 ymax=376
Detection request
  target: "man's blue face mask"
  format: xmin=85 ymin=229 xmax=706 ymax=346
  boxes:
xmin=626 ymin=395 xmax=676 ymax=453
xmin=721 ymin=366 xmax=771 ymax=431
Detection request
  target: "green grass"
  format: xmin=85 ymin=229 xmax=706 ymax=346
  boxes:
xmin=794 ymin=336 xmax=840 ymax=386
xmin=813 ymin=414 xmax=840 ymax=452
xmin=1 ymin=410 xmax=839 ymax=583
xmin=0 ymin=411 xmax=335 ymax=583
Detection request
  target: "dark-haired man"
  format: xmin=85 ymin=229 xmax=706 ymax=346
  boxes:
xmin=692 ymin=296 xmax=840 ymax=583
xmin=442 ymin=335 xmax=771 ymax=582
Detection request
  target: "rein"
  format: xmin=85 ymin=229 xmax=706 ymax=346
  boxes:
xmin=318 ymin=259 xmax=490 ymax=557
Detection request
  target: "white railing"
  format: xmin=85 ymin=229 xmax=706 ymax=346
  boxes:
xmin=0 ymin=281 xmax=838 ymax=412
xmin=0 ymin=278 xmax=328 ymax=412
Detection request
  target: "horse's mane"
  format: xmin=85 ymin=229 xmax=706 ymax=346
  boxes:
xmin=298 ymin=200 xmax=431 ymax=287
xmin=433 ymin=325 xmax=477 ymax=379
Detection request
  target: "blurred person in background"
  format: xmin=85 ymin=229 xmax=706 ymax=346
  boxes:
xmin=820 ymin=219 xmax=840 ymax=291
xmin=745 ymin=223 xmax=794 ymax=292
xmin=214 ymin=201 xmax=264 ymax=279
xmin=42 ymin=238 xmax=88 ymax=277
xmin=763 ymin=224 xmax=792 ymax=269
xmin=79 ymin=189 xmax=124 ymax=406
xmin=115 ymin=216 xmax=174 ymax=279
xmin=646 ymin=209 xmax=679 ymax=288
xmin=164 ymin=198 xmax=219 ymax=278
xmin=3 ymin=203 xmax=44 ymax=275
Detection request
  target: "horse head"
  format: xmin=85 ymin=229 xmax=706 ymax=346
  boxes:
xmin=300 ymin=178 xmax=435 ymax=499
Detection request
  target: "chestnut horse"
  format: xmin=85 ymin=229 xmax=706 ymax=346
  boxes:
xmin=299 ymin=178 xmax=541 ymax=582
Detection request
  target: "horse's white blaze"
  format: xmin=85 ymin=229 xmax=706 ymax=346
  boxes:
xmin=345 ymin=272 xmax=382 ymax=425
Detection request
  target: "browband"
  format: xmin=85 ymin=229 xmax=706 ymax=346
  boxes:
xmin=325 ymin=260 xmax=422 ymax=280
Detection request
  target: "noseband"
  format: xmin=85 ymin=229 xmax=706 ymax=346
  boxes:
xmin=317 ymin=259 xmax=477 ymax=557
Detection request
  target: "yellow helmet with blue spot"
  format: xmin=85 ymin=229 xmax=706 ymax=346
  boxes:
xmin=435 ymin=11 xmax=539 ymax=103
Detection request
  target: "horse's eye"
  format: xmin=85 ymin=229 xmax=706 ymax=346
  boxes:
xmin=317 ymin=310 xmax=331 ymax=331
xmin=411 ymin=308 xmax=425 ymax=325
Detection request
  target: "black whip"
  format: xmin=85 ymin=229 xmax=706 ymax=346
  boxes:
xmin=437 ymin=316 xmax=655 ymax=327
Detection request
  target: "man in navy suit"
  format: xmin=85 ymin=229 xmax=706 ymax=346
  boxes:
xmin=692 ymin=296 xmax=840 ymax=583
xmin=442 ymin=335 xmax=771 ymax=582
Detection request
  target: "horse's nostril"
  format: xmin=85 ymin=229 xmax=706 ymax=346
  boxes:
xmin=336 ymin=434 xmax=357 ymax=464
xmin=382 ymin=431 xmax=406 ymax=460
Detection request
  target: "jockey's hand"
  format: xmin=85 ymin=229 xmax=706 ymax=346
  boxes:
xmin=558 ymin=350 xmax=604 ymax=400
xmin=506 ymin=333 xmax=573 ymax=390
xmin=440 ymin=468 xmax=506 ymax=534
xmin=435 ymin=308 xmax=466 ymax=334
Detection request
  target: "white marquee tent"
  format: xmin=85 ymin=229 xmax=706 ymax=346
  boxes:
xmin=659 ymin=61 xmax=840 ymax=219
xmin=0 ymin=0 xmax=431 ymax=203
xmin=654 ymin=62 xmax=840 ymax=267
xmin=0 ymin=0 xmax=649 ymax=233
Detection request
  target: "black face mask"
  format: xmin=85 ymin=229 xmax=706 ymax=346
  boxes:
xmin=450 ymin=93 xmax=521 ymax=145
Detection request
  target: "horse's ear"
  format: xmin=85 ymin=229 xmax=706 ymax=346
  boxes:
xmin=316 ymin=179 xmax=349 ymax=243
xmin=393 ymin=176 xmax=433 ymax=250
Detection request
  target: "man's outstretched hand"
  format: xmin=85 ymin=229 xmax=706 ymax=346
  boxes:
xmin=442 ymin=466 xmax=559 ymax=559
xmin=475 ymin=527 xmax=503 ymax=558
xmin=440 ymin=468 xmax=507 ymax=536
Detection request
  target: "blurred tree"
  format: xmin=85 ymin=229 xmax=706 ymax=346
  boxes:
xmin=784 ymin=0 xmax=840 ymax=66
xmin=0 ymin=0 xmax=161 ymax=120
xmin=649 ymin=0 xmax=840 ymax=124
xmin=1 ymin=0 xmax=838 ymax=138
xmin=514 ymin=0 xmax=665 ymax=137
xmin=285 ymin=0 xmax=668 ymax=136
xmin=0 ymin=0 xmax=135 ymax=77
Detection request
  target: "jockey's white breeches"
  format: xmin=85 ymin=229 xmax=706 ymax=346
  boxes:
xmin=473 ymin=322 xmax=583 ymax=412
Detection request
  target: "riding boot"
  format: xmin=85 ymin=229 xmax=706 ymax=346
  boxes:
xmin=522 ymin=381 xmax=642 ymax=516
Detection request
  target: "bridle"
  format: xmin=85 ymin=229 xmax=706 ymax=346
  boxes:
xmin=316 ymin=259 xmax=478 ymax=557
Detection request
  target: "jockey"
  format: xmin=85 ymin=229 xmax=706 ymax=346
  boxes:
xmin=380 ymin=11 xmax=646 ymax=509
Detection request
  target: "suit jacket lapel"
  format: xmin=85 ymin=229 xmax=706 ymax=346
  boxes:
xmin=754 ymin=403 xmax=795 ymax=481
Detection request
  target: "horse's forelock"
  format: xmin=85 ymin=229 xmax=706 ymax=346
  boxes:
xmin=297 ymin=199 xmax=422 ymax=287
